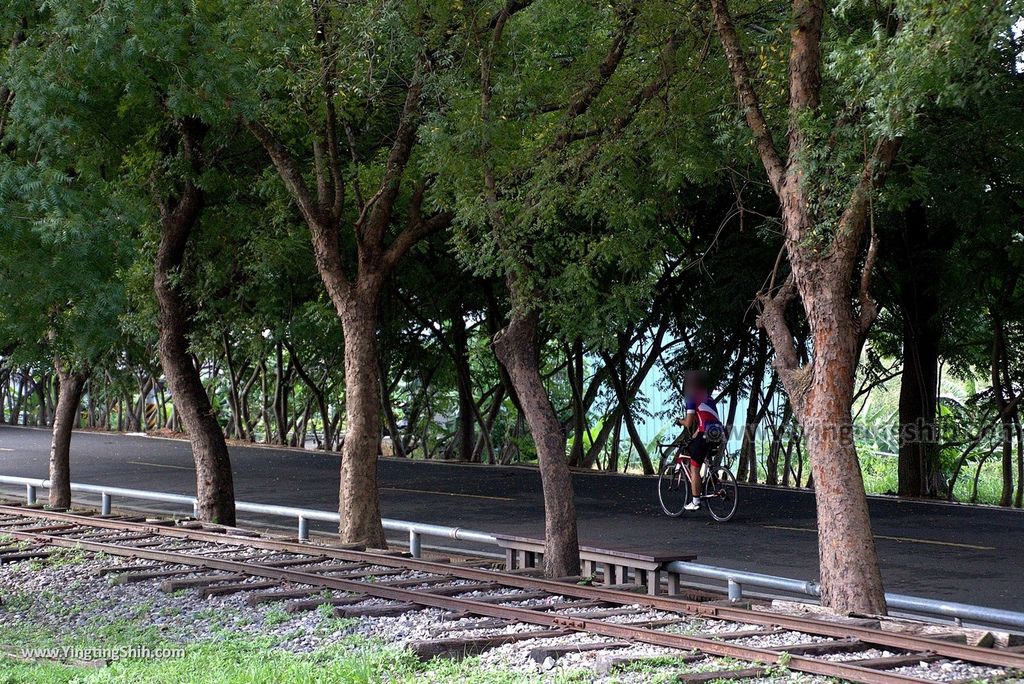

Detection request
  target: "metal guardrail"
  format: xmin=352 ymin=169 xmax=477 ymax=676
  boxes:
xmin=666 ymin=564 xmax=1024 ymax=631
xmin=0 ymin=475 xmax=497 ymax=559
xmin=2 ymin=474 xmax=1023 ymax=632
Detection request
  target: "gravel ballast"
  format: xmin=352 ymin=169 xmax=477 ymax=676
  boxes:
xmin=1 ymin=537 xmax=1019 ymax=683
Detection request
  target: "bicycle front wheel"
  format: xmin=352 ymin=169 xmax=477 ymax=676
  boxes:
xmin=704 ymin=466 xmax=738 ymax=522
xmin=658 ymin=461 xmax=691 ymax=517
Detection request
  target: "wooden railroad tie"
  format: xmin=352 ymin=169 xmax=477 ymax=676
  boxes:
xmin=406 ymin=629 xmax=574 ymax=661
xmin=677 ymin=667 xmax=767 ymax=682
xmin=528 ymin=641 xmax=633 ymax=664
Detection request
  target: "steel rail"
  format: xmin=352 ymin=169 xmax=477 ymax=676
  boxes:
xmin=2 ymin=506 xmax=1022 ymax=671
xmin=1 ymin=526 xmax=932 ymax=684
xmin=7 ymin=475 xmax=1024 ymax=632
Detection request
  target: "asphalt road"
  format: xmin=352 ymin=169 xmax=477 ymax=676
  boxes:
xmin=1 ymin=424 xmax=1021 ymax=611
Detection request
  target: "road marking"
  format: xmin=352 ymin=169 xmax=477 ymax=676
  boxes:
xmin=0 ymin=448 xmax=12 ymax=452
xmin=126 ymin=460 xmax=194 ymax=471
xmin=761 ymin=525 xmax=995 ymax=551
xmin=380 ymin=486 xmax=514 ymax=502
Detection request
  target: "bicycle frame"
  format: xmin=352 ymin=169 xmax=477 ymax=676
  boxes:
xmin=657 ymin=440 xmax=732 ymax=472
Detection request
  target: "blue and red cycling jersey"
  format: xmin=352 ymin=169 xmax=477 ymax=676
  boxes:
xmin=686 ymin=393 xmax=722 ymax=434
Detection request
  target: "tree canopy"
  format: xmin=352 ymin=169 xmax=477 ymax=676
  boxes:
xmin=2 ymin=0 xmax=1022 ymax=609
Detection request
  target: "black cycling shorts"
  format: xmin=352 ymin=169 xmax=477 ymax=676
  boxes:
xmin=686 ymin=429 xmax=723 ymax=466
xmin=686 ymin=433 xmax=709 ymax=465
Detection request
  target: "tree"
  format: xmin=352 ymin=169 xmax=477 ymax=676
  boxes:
xmin=709 ymin=0 xmax=1011 ymax=612
xmin=234 ymin=0 xmax=454 ymax=545
xmin=1 ymin=5 xmax=127 ymax=508
xmin=153 ymin=118 xmax=236 ymax=524
xmin=436 ymin=0 xmax=699 ymax=575
xmin=2 ymin=2 xmax=244 ymax=522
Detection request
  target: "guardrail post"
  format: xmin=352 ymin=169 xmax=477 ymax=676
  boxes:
xmin=192 ymin=502 xmax=199 ymax=518
xmin=298 ymin=516 xmax=309 ymax=541
xmin=101 ymin=493 xmax=111 ymax=516
xmin=728 ymin=578 xmax=743 ymax=602
xmin=409 ymin=530 xmax=422 ymax=558
xmin=25 ymin=484 xmax=36 ymax=505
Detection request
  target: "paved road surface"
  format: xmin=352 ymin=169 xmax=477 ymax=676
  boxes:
xmin=1 ymin=425 xmax=1020 ymax=611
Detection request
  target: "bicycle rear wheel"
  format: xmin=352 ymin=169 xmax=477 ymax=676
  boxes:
xmin=658 ymin=461 xmax=692 ymax=517
xmin=704 ymin=466 xmax=738 ymax=522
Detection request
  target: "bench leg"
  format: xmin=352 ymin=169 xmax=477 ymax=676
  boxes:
xmin=634 ymin=569 xmax=646 ymax=588
xmin=615 ymin=564 xmax=628 ymax=584
xmin=648 ymin=570 xmax=662 ymax=595
xmin=667 ymin=572 xmax=680 ymax=596
xmin=505 ymin=548 xmax=515 ymax=571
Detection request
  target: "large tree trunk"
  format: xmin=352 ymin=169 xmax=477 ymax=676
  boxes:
xmin=494 ymin=310 xmax=580 ymax=577
xmin=896 ymin=204 xmax=945 ymax=497
xmin=796 ymin=280 xmax=887 ymax=615
xmin=338 ymin=284 xmax=387 ymax=547
xmin=48 ymin=362 xmax=85 ymax=509
xmin=154 ymin=118 xmax=236 ymax=526
xmin=897 ymin=315 xmax=941 ymax=497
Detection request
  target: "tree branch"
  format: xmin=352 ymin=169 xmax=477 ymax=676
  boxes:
xmin=857 ymin=225 xmax=880 ymax=337
xmin=551 ymin=1 xmax=640 ymax=151
xmin=382 ymin=208 xmax=454 ymax=274
xmin=361 ymin=78 xmax=423 ymax=250
xmin=247 ymin=120 xmax=351 ymax=300
xmin=709 ymin=0 xmax=786 ymax=195
xmin=833 ymin=137 xmax=901 ymax=270
xmin=785 ymin=0 xmax=825 ymax=162
xmin=310 ymin=0 xmax=345 ymax=221
xmin=247 ymin=121 xmax=322 ymax=231
xmin=755 ymin=274 xmax=809 ymax=415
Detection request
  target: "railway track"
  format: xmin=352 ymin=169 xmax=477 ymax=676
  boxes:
xmin=0 ymin=504 xmax=1021 ymax=683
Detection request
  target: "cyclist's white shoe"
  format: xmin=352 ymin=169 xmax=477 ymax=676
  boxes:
xmin=683 ymin=500 xmax=701 ymax=511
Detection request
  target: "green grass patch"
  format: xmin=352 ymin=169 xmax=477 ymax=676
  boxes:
xmin=0 ymin=613 xmax=589 ymax=683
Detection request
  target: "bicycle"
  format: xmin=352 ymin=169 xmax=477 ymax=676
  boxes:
xmin=656 ymin=438 xmax=738 ymax=522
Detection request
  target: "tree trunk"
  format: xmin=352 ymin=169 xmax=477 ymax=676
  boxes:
xmin=896 ymin=204 xmax=945 ymax=497
xmin=48 ymin=362 xmax=86 ymax=510
xmin=608 ymin=414 xmax=622 ymax=472
xmin=1013 ymin=412 xmax=1023 ymax=508
xmin=379 ymin=358 xmax=406 ymax=458
xmin=494 ymin=310 xmax=580 ymax=577
xmin=897 ymin=314 xmax=942 ymax=497
xmin=797 ymin=282 xmax=886 ymax=614
xmin=600 ymin=351 xmax=655 ymax=475
xmin=992 ymin=315 xmax=1014 ymax=507
xmin=36 ymin=373 xmax=48 ymax=427
xmin=472 ymin=385 xmax=503 ymax=464
xmin=765 ymin=401 xmax=790 ymax=486
xmin=451 ymin=311 xmax=475 ymax=462
xmin=740 ymin=333 xmax=771 ymax=483
xmin=153 ymin=117 xmax=235 ymax=526
xmin=338 ymin=285 xmax=387 ymax=547
xmin=566 ymin=339 xmax=587 ymax=467
xmin=782 ymin=426 xmax=796 ymax=487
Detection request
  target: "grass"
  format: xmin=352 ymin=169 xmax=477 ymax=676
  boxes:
xmin=743 ymin=448 xmax=1017 ymax=507
xmin=0 ymin=636 xmax=579 ymax=684
xmin=0 ymin=610 xmax=590 ymax=684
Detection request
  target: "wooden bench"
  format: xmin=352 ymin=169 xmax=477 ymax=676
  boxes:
xmin=493 ymin=533 xmax=696 ymax=596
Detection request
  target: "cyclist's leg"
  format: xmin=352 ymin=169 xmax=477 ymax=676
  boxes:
xmin=686 ymin=435 xmax=707 ymax=502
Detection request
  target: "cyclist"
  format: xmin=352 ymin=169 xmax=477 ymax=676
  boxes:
xmin=675 ymin=370 xmax=724 ymax=511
